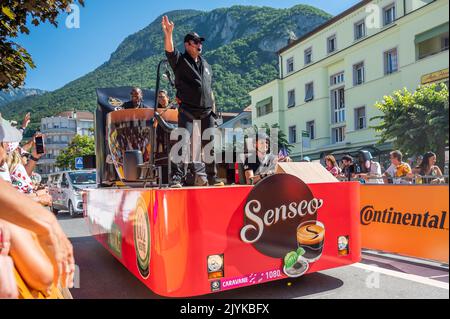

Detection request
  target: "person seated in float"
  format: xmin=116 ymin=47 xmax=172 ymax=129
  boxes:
xmin=122 ymin=87 xmax=146 ymax=109
xmin=243 ymin=133 xmax=279 ymax=185
xmin=157 ymin=89 xmax=177 ymax=110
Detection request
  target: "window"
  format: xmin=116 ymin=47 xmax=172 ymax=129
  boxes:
xmin=306 ymin=121 xmax=315 ymax=140
xmin=332 ymin=126 xmax=346 ymax=144
xmin=287 ymin=57 xmax=294 ymax=74
xmin=304 ymin=47 xmax=312 ymax=65
xmin=384 ymin=48 xmax=398 ymax=74
xmin=331 ymin=88 xmax=345 ymax=124
xmin=383 ymin=4 xmax=396 ymax=26
xmin=327 ymin=35 xmax=337 ymax=54
xmin=288 ymin=126 xmax=297 ymax=144
xmin=353 ymin=62 xmax=365 ymax=86
xmin=330 ymin=72 xmax=345 ymax=86
xmin=354 ymin=20 xmax=366 ymax=40
xmin=256 ymin=97 xmax=273 ymax=117
xmin=287 ymin=90 xmax=296 ymax=108
xmin=442 ymin=33 xmax=449 ymax=51
xmin=415 ymin=23 xmax=449 ymax=60
xmin=305 ymin=82 xmax=314 ymax=102
xmin=354 ymin=107 xmax=366 ymax=130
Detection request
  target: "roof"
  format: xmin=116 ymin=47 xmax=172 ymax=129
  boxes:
xmin=278 ymin=0 xmax=372 ymax=55
xmin=243 ymin=106 xmax=252 ymax=112
xmin=56 ymin=111 xmax=94 ymax=120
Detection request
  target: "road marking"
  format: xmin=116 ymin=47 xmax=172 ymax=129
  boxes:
xmin=351 ymin=263 xmax=449 ymax=290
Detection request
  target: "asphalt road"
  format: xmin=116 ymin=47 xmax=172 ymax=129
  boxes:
xmin=57 ymin=212 xmax=449 ymax=299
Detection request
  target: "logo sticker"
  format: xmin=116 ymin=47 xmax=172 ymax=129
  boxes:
xmin=239 ymin=174 xmax=325 ymax=278
xmin=108 ymin=222 xmax=122 ymax=258
xmin=133 ymin=196 xmax=151 ymax=279
xmin=207 ymin=254 xmax=224 ymax=279
xmin=108 ymin=97 xmax=123 ymax=107
xmin=210 ymin=280 xmax=221 ymax=292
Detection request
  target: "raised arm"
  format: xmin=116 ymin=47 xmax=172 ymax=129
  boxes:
xmin=162 ymin=15 xmax=175 ymax=53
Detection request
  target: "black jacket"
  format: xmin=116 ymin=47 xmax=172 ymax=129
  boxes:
xmin=166 ymin=49 xmax=214 ymax=118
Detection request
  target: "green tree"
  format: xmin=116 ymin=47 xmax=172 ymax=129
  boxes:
xmin=56 ymin=134 xmax=94 ymax=170
xmin=0 ymin=0 xmax=85 ymax=89
xmin=372 ymin=83 xmax=449 ymax=169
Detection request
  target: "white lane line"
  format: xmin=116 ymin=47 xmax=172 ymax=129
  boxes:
xmin=351 ymin=263 xmax=449 ymax=290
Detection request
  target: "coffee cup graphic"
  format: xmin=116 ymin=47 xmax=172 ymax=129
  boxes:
xmin=296 ymin=220 xmax=325 ymax=263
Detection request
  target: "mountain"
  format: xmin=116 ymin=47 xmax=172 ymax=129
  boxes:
xmin=0 ymin=88 xmax=46 ymax=107
xmin=0 ymin=5 xmax=331 ymax=132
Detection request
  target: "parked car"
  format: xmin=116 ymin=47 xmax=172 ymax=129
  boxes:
xmin=47 ymin=170 xmax=96 ymax=217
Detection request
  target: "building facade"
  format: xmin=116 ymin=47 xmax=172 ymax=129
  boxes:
xmin=37 ymin=111 xmax=94 ymax=176
xmin=250 ymin=0 xmax=449 ymax=163
xmin=218 ymin=106 xmax=253 ymax=149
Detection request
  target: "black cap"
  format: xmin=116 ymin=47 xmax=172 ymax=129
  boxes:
xmin=184 ymin=32 xmax=205 ymax=43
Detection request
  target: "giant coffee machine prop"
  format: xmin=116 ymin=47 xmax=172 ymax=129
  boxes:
xmin=95 ymin=61 xmax=177 ymax=187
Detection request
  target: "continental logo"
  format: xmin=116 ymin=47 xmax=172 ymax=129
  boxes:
xmin=361 ymin=206 xmax=448 ymax=230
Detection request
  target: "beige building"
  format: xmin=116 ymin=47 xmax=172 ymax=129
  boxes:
xmin=37 ymin=111 xmax=94 ymax=176
xmin=250 ymin=0 xmax=449 ymax=163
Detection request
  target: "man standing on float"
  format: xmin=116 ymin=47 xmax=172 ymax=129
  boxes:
xmin=162 ymin=15 xmax=224 ymax=188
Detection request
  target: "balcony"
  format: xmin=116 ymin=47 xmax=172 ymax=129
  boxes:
xmin=42 ymin=127 xmax=76 ymax=134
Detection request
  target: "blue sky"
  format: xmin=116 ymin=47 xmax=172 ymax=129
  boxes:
xmin=16 ymin=0 xmax=360 ymax=91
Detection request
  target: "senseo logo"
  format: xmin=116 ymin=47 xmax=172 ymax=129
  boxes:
xmin=241 ymin=198 xmax=323 ymax=244
xmin=239 ymin=174 xmax=324 ymax=258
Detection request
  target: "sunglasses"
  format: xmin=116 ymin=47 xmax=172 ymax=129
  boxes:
xmin=190 ymin=39 xmax=202 ymax=45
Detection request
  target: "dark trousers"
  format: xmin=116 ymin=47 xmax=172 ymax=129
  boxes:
xmin=171 ymin=110 xmax=217 ymax=183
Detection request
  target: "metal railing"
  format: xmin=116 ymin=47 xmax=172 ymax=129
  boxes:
xmin=337 ymin=175 xmax=449 ymax=185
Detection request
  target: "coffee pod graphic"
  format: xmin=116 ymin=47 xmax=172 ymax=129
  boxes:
xmin=296 ymin=220 xmax=325 ymax=263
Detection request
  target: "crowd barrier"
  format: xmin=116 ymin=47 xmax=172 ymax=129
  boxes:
xmin=360 ymin=184 xmax=449 ymax=263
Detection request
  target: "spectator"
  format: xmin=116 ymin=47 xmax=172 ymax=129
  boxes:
xmin=384 ymin=150 xmax=412 ymax=184
xmin=324 ymin=155 xmax=341 ymax=177
xmin=0 ymin=219 xmax=17 ymax=298
xmin=157 ymin=89 xmax=177 ymax=109
xmin=1 ymin=115 xmax=73 ymax=296
xmin=412 ymin=151 xmax=444 ymax=184
xmin=358 ymin=150 xmax=383 ymax=184
xmin=1 ymin=114 xmax=22 ymax=183
xmin=20 ymin=132 xmax=45 ymax=177
xmin=340 ymin=155 xmax=360 ymax=181
xmin=0 ymin=179 xmax=75 ymax=293
xmin=4 ymin=146 xmax=51 ymax=206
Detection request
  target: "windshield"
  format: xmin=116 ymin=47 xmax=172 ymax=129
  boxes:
xmin=68 ymin=172 xmax=96 ymax=185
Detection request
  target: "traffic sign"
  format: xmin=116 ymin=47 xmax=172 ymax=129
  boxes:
xmin=75 ymin=157 xmax=84 ymax=170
